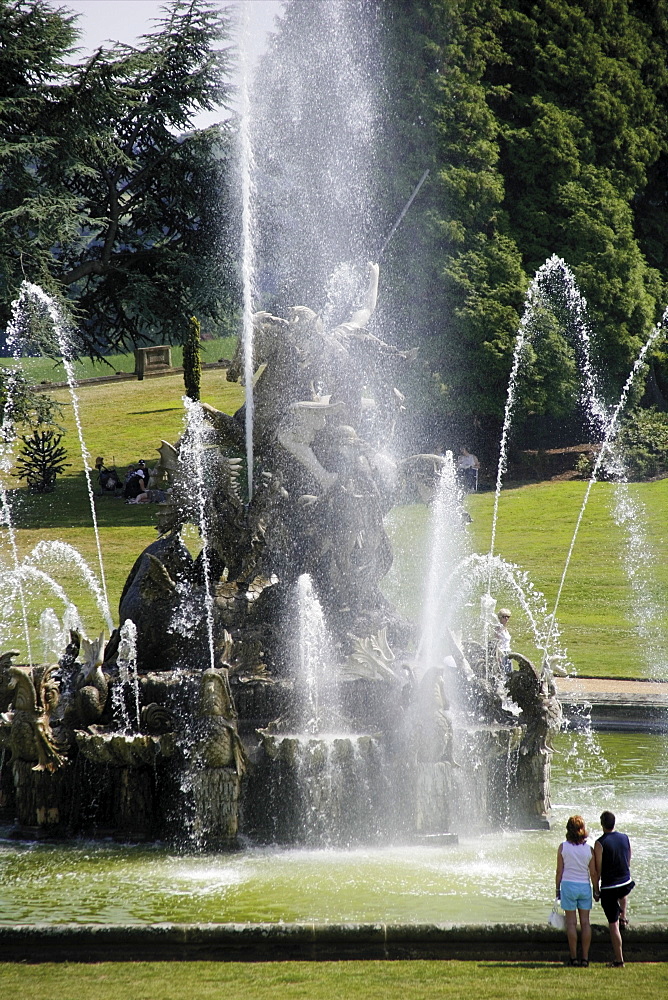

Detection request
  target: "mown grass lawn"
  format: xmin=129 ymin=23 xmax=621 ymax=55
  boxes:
xmin=0 ymin=335 xmax=237 ymax=383
xmin=380 ymin=479 xmax=668 ymax=678
xmin=0 ymin=959 xmax=666 ymax=999
xmin=467 ymin=478 xmax=668 ymax=676
xmin=6 ymin=368 xmax=243 ymax=637
xmin=4 ymin=365 xmax=667 ymax=677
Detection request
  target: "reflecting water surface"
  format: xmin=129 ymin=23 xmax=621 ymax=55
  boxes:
xmin=0 ymin=731 xmax=665 ymax=925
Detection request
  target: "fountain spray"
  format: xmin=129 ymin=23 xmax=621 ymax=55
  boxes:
xmin=544 ymin=309 xmax=668 ymax=657
xmin=0 ymin=366 xmax=32 ymax=662
xmin=238 ymin=3 xmax=257 ymax=500
xmin=182 ymin=398 xmax=217 ymax=671
xmin=8 ymin=282 xmax=113 ymax=632
xmin=377 ymin=169 xmax=430 ymax=260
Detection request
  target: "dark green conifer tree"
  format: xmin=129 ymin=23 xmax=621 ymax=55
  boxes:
xmin=0 ymin=0 xmax=237 ymax=356
xmin=183 ymin=315 xmax=202 ymax=402
xmin=15 ymin=429 xmax=69 ymax=492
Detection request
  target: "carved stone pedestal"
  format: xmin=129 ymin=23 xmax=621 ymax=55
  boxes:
xmin=11 ymin=759 xmax=72 ymax=836
xmin=113 ymin=767 xmax=156 ymax=841
xmin=185 ymin=767 xmax=241 ymax=849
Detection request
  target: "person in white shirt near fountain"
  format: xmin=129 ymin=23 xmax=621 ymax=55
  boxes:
xmin=556 ymin=814 xmax=597 ymax=967
xmin=494 ymin=608 xmax=512 ymax=675
xmin=456 ymin=447 xmax=479 ymax=491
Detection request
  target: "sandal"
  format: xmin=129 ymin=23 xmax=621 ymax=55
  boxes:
xmin=566 ymin=957 xmax=580 ymax=967
xmin=580 ymin=959 xmax=589 ymax=967
xmin=607 ymin=961 xmax=625 ymax=967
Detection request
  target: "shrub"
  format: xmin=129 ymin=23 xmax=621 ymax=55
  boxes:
xmin=15 ymin=429 xmax=70 ymax=492
xmin=617 ymin=407 xmax=668 ymax=480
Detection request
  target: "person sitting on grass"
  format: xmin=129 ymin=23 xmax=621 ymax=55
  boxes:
xmin=123 ymin=462 xmax=149 ymax=503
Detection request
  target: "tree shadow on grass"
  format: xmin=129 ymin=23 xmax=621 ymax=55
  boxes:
xmin=9 ymin=472 xmax=160 ymax=530
xmin=128 ymin=407 xmax=183 ymax=415
xmin=481 ymin=961 xmax=575 ymax=968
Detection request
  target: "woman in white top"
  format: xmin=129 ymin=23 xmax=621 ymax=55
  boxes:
xmin=555 ymin=814 xmax=597 ymax=966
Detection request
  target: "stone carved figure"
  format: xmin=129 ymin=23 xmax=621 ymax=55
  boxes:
xmin=0 ymin=651 xmax=19 ymax=713
xmin=119 ymin=261 xmax=423 ymax=672
xmin=193 ymin=667 xmax=248 ymax=776
xmin=411 ymin=665 xmax=458 ymax=767
xmin=71 ymin=633 xmax=109 ymax=727
xmin=342 ymin=628 xmax=401 ymax=684
xmin=7 ymin=664 xmax=66 ymax=772
xmin=506 ymin=652 xmax=563 ymax=755
xmin=119 ymin=533 xmax=203 ymax=671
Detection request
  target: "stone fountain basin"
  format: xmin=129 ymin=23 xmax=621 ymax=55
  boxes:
xmin=75 ymin=727 xmax=175 ymax=766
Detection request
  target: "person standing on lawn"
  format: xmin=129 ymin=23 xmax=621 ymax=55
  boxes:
xmin=593 ymin=810 xmax=635 ymax=967
xmin=555 ymin=814 xmax=597 ymax=966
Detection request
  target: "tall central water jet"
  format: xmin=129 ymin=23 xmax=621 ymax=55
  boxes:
xmin=238 ymin=3 xmax=257 ymax=499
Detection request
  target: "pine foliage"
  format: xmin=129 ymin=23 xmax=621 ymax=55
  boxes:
xmin=15 ymin=428 xmax=69 ymax=492
xmin=379 ymin=0 xmax=668 ymax=448
xmin=0 ymin=0 xmax=237 ymax=356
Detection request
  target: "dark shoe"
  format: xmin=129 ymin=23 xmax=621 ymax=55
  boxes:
xmin=607 ymin=961 xmax=625 ymax=967
xmin=619 ymin=916 xmax=629 ymax=929
xmin=580 ymin=959 xmax=589 ymax=967
xmin=566 ymin=957 xmax=580 ymax=967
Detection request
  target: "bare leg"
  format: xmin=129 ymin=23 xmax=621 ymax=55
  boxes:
xmin=564 ymin=910 xmax=578 ymax=960
xmin=619 ymin=895 xmax=629 ymax=925
xmin=579 ymin=908 xmax=591 ymax=962
xmin=609 ymin=920 xmax=624 ymax=964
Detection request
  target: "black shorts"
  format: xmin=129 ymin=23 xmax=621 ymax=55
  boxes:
xmin=600 ymin=881 xmax=635 ymax=923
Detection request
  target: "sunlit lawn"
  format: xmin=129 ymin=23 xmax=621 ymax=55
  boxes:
xmin=384 ymin=476 xmax=668 ymax=678
xmin=5 ymin=367 xmax=243 ymax=643
xmin=0 ymin=959 xmax=666 ymax=999
xmin=0 ymin=335 xmax=237 ymax=383
xmin=4 ymin=363 xmax=668 ymax=677
xmin=469 ymin=478 xmax=668 ymax=676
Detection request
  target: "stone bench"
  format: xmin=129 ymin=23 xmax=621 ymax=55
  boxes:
xmin=134 ymin=346 xmax=172 ymax=379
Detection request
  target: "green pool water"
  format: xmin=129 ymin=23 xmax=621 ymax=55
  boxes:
xmin=0 ymin=731 xmax=664 ymax=926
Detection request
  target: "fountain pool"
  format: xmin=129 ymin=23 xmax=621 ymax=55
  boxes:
xmin=0 ymin=731 xmax=665 ymax=926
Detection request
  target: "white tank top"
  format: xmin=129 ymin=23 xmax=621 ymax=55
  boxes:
xmin=561 ymin=840 xmax=593 ymax=883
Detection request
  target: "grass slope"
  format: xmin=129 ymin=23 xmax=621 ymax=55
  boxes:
xmin=5 ymin=368 xmax=243 ymax=642
xmin=0 ymin=336 xmax=238 ymax=383
xmin=467 ymin=480 xmax=668 ymax=676
xmin=4 ymin=369 xmax=667 ymax=677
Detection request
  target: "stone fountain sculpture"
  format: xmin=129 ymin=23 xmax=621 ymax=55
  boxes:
xmin=0 ymin=264 xmax=561 ymax=845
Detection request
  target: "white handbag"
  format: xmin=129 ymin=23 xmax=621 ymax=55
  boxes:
xmin=548 ymin=898 xmax=566 ymax=930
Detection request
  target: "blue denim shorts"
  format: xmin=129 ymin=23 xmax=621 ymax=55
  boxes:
xmin=560 ymin=880 xmax=592 ymax=911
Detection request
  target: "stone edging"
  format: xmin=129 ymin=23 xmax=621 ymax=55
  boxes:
xmin=0 ymin=922 xmax=666 ymax=963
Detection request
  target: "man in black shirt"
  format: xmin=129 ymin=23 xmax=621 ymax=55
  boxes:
xmin=593 ymin=810 xmax=635 ymax=967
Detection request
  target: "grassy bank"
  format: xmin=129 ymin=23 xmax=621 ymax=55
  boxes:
xmin=384 ymin=476 xmax=668 ymax=676
xmin=5 ymin=368 xmax=243 ymax=638
xmin=4 ymin=368 xmax=667 ymax=677
xmin=0 ymin=960 xmax=666 ymax=998
xmin=0 ymin=336 xmax=237 ymax=383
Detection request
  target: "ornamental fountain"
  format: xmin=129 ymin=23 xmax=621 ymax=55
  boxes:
xmin=4 ymin=0 xmax=664 ymax=865
xmin=0 ymin=258 xmax=561 ymax=847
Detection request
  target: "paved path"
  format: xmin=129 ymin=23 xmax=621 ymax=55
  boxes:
xmin=556 ymin=676 xmax=668 ymax=704
xmin=554 ymin=675 xmax=668 ymax=730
